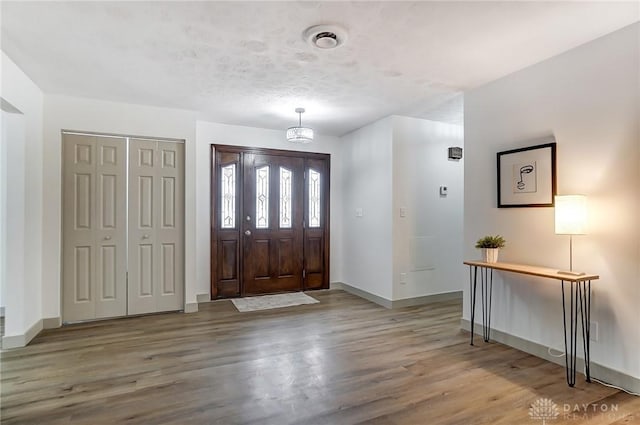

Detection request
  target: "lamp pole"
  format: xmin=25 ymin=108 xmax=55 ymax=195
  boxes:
xmin=569 ymin=234 xmax=573 ymax=272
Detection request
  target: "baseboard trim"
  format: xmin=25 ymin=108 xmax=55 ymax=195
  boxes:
xmin=331 ymin=282 xmax=462 ymax=309
xmin=184 ymin=302 xmax=198 ymax=313
xmin=43 ymin=317 xmax=62 ymax=329
xmin=329 ymin=282 xmax=345 ymax=290
xmin=460 ymin=318 xmax=640 ymax=394
xmin=392 ymin=291 xmax=462 ymax=308
xmin=196 ymin=293 xmax=211 ymax=303
xmin=2 ymin=318 xmax=43 ymax=349
xmin=331 ymin=282 xmax=393 ymax=308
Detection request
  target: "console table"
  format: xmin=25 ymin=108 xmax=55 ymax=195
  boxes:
xmin=463 ymin=261 xmax=599 ymax=387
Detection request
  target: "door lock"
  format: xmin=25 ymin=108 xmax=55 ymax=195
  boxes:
xmin=244 ymin=230 xmax=252 ymax=236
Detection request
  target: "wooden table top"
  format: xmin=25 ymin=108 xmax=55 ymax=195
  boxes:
xmin=463 ymin=261 xmax=599 ymax=282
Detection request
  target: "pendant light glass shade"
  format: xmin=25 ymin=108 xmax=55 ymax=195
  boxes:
xmin=287 ymin=108 xmax=314 ymax=143
xmin=286 ymin=126 xmax=314 ymax=143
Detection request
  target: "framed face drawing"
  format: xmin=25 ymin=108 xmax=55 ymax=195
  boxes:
xmin=497 ymin=142 xmax=556 ymax=208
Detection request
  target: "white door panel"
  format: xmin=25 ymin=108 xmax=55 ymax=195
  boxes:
xmin=128 ymin=139 xmax=184 ymax=314
xmin=128 ymin=139 xmax=157 ymax=314
xmin=156 ymin=142 xmax=184 ymax=312
xmin=95 ymin=137 xmax=127 ymax=318
xmin=63 ymin=134 xmax=126 ymax=321
xmin=63 ymin=135 xmax=96 ymax=321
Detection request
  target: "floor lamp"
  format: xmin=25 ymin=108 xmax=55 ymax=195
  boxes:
xmin=555 ymin=195 xmax=587 ymax=276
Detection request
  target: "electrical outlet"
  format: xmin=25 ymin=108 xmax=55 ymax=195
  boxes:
xmin=590 ymin=321 xmax=598 ymax=342
xmin=400 ymin=273 xmax=407 ymax=284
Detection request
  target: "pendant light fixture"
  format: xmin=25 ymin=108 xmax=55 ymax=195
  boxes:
xmin=286 ymin=108 xmax=314 ymax=144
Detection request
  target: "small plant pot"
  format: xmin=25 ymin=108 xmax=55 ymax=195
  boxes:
xmin=482 ymin=248 xmax=500 ymax=263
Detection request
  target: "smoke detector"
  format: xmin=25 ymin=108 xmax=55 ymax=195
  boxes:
xmin=303 ymin=24 xmax=348 ymax=50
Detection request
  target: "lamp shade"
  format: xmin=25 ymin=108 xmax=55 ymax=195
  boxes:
xmin=555 ymin=195 xmax=587 ymax=235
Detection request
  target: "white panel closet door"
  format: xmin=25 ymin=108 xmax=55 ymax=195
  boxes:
xmin=128 ymin=139 xmax=184 ymax=314
xmin=62 ymin=134 xmax=127 ymax=321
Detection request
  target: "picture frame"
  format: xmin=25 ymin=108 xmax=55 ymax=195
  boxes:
xmin=497 ymin=142 xmax=556 ymax=208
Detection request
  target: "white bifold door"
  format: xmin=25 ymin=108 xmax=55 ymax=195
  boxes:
xmin=62 ymin=134 xmax=184 ymax=322
xmin=128 ymin=139 xmax=184 ymax=315
xmin=63 ymin=134 xmax=127 ymax=321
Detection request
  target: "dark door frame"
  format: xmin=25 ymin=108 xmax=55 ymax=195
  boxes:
xmin=210 ymin=144 xmax=330 ymax=299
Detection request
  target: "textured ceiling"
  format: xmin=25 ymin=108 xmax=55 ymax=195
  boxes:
xmin=2 ymin=1 xmax=638 ymax=135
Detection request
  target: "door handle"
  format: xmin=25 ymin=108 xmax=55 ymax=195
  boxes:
xmin=104 ymin=236 xmax=112 ymax=241
xmin=142 ymin=234 xmax=150 ymax=239
xmin=244 ymin=230 xmax=252 ymax=236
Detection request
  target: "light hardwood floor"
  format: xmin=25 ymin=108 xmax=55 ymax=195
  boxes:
xmin=1 ymin=290 xmax=638 ymax=424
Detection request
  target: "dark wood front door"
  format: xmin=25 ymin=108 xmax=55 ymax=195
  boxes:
xmin=211 ymin=146 xmax=330 ymax=298
xmin=243 ymin=153 xmax=304 ymax=295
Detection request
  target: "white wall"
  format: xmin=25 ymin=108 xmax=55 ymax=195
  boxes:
xmin=392 ymin=116 xmax=464 ymax=300
xmin=464 ymin=24 xmax=639 ymax=380
xmin=340 ymin=118 xmax=394 ymax=300
xmin=195 ymin=121 xmax=343 ymax=297
xmin=42 ymin=95 xmax=199 ymax=317
xmin=339 ymin=115 xmax=465 ymax=302
xmin=0 ymin=110 xmax=5 ymax=315
xmin=0 ymin=51 xmax=44 ymax=340
xmin=2 ymin=110 xmax=26 ymax=335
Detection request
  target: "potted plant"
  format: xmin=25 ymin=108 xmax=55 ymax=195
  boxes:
xmin=475 ymin=235 xmax=506 ymax=263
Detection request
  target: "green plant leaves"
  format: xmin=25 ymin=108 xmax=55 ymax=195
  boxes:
xmin=475 ymin=235 xmax=506 ymax=249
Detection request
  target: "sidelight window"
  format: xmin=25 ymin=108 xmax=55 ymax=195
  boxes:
xmin=256 ymin=166 xmax=270 ymax=228
xmin=279 ymin=167 xmax=292 ymax=228
xmin=221 ymin=164 xmax=236 ymax=229
xmin=309 ymin=169 xmax=321 ymax=228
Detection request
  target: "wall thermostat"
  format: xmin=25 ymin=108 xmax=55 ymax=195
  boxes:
xmin=448 ymin=147 xmax=463 ymax=160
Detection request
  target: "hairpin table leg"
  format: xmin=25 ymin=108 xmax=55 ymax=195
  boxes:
xmin=578 ymin=280 xmax=592 ymax=383
xmin=470 ymin=266 xmax=478 ymax=345
xmin=481 ymin=267 xmax=493 ymax=342
xmin=469 ymin=265 xmax=493 ymax=345
xmin=562 ymin=280 xmax=580 ymax=387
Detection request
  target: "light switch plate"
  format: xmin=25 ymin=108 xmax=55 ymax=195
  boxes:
xmin=400 ymin=207 xmax=407 ymax=217
xmin=356 ymin=208 xmax=363 ymax=217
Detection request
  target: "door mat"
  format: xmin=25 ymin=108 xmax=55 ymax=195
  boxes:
xmin=231 ymin=292 xmax=319 ymax=312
